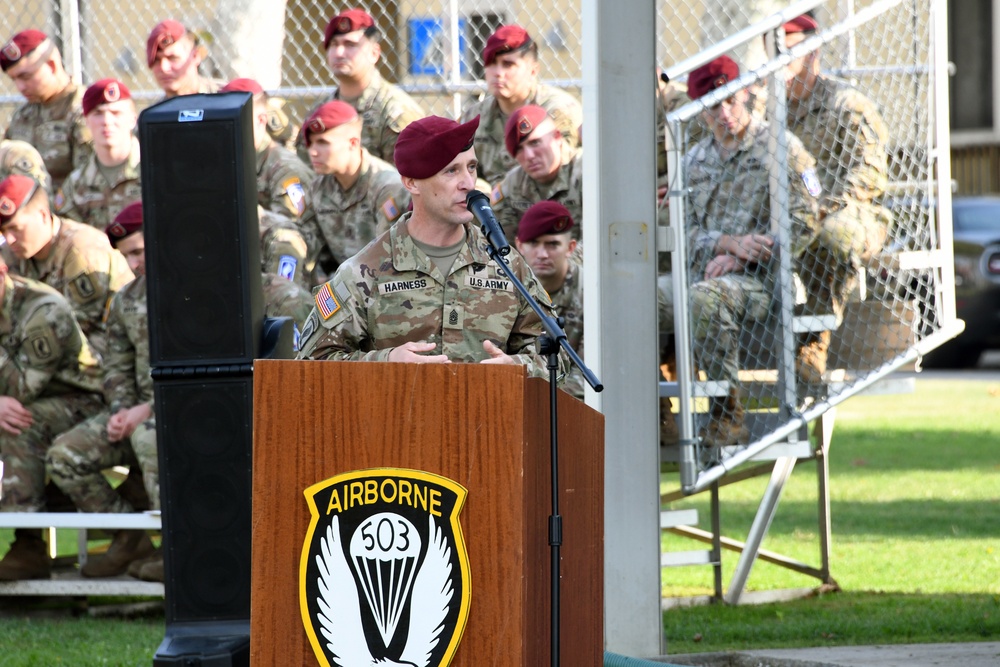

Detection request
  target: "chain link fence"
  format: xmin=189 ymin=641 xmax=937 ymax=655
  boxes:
xmin=1 ymin=1 xmax=955 ymax=479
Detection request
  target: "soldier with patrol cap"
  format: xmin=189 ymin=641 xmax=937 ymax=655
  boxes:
xmin=0 ymin=140 xmax=51 ymax=194
xmin=514 ymin=201 xmax=583 ymax=398
xmin=671 ymin=55 xmax=820 ymax=446
xmin=0 ymin=252 xmax=103 ymax=581
xmin=0 ymin=174 xmax=134 ymax=355
xmin=296 ymin=8 xmax=425 ymax=165
xmin=298 ymin=114 xmax=562 ymax=381
xmin=55 ymin=78 xmax=142 ymax=230
xmin=303 ymin=100 xmax=409 ymax=271
xmin=1 ymin=29 xmax=92 ymax=191
xmin=461 ymin=24 xmax=583 ymax=186
xmin=146 ymin=19 xmax=222 ymax=100
xmin=782 ymin=14 xmax=892 ymax=381
xmin=47 ymin=202 xmax=160 ymax=581
xmin=490 ymin=104 xmax=583 ymax=246
xmin=220 ymin=78 xmax=314 ymax=288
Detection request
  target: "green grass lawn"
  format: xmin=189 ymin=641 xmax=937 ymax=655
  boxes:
xmin=661 ymin=376 xmax=1000 ymax=653
xmin=0 ymin=376 xmax=997 ymax=664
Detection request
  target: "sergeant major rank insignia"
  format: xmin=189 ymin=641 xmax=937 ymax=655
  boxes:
xmin=300 ymin=469 xmax=471 ymax=667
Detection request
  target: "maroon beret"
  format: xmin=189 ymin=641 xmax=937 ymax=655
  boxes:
xmin=82 ymin=78 xmax=132 ymax=115
xmin=105 ymin=201 xmax=143 ymax=247
xmin=147 ymin=19 xmax=187 ymax=67
xmin=394 ymin=115 xmax=479 ymax=179
xmin=0 ymin=175 xmax=39 ymax=223
xmin=324 ymin=9 xmax=375 ymax=49
xmin=783 ymin=14 xmax=819 ymax=35
xmin=517 ymin=201 xmax=574 ymax=242
xmin=687 ymin=55 xmax=740 ymax=100
xmin=504 ymin=105 xmax=550 ymax=157
xmin=303 ymin=101 xmax=359 ymax=146
xmin=221 ymin=78 xmax=264 ymax=95
xmin=483 ymin=25 xmax=532 ymax=66
xmin=1 ymin=30 xmax=49 ymax=72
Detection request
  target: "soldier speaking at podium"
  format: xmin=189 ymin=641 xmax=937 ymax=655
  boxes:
xmin=297 ymin=114 xmax=562 ymax=380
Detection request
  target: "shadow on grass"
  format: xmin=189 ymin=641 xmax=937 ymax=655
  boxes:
xmin=695 ymin=498 xmax=1000 ymax=539
xmin=662 ymin=591 xmax=1000 ymax=655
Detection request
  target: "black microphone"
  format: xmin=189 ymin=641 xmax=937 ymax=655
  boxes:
xmin=466 ymin=190 xmax=510 ymax=256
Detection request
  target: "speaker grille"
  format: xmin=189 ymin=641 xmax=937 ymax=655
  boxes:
xmin=156 ymin=377 xmax=253 ymax=622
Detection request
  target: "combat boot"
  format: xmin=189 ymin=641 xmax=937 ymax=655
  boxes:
xmin=660 ymin=397 xmax=679 ymax=445
xmin=0 ymin=529 xmax=52 ymax=581
xmin=81 ymin=530 xmax=155 ymax=578
xmin=796 ymin=331 xmax=831 ymax=385
xmin=138 ymin=554 xmax=164 ymax=582
xmin=699 ymin=389 xmax=747 ymax=447
xmin=127 ymin=549 xmax=162 ymax=579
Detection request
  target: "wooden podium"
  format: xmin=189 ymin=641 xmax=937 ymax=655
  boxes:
xmin=251 ymin=360 xmax=604 ymax=666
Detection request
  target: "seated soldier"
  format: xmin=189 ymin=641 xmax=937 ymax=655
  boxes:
xmin=296 ymin=9 xmax=425 ymax=166
xmin=1 ymin=29 xmax=92 ymax=190
xmin=55 ymin=78 xmax=142 ymax=230
xmin=490 ymin=105 xmax=583 ymax=246
xmin=146 ymin=19 xmax=222 ymax=100
xmin=219 ymin=78 xmax=314 ymax=289
xmin=304 ymin=101 xmax=409 ymax=272
xmin=514 ymin=201 xmax=583 ymax=399
xmin=460 ymin=24 xmax=582 ymax=185
xmin=0 ymin=257 xmax=103 ymax=581
xmin=47 ymin=202 xmax=160 ymax=580
xmin=665 ymin=56 xmax=819 ymax=445
xmin=0 ymin=175 xmax=134 ymax=355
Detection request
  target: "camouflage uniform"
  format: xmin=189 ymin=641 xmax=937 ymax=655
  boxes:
xmin=47 ymin=275 xmax=157 ymax=513
xmin=0 ymin=274 xmax=103 ymax=512
xmin=259 ymin=208 xmax=312 ymax=291
xmin=549 ymin=260 xmax=584 ymax=399
xmin=311 ymin=149 xmax=409 ymax=267
xmin=154 ymin=76 xmax=223 ymax=103
xmin=490 ymin=148 xmax=584 ymax=245
xmin=262 ymin=272 xmax=314 ymax=352
xmin=297 ymin=213 xmax=563 ymax=380
xmin=256 ymin=135 xmax=312 ymax=220
xmin=296 ymin=72 xmax=425 ymax=165
xmin=3 ymin=80 xmax=92 ymax=190
xmin=662 ymin=121 xmax=820 ymax=386
xmin=54 ymin=137 xmax=142 ymax=230
xmin=11 ymin=217 xmax=135 ymax=355
xmin=460 ymin=83 xmax=583 ymax=185
xmin=787 ymin=75 xmax=891 ymax=322
xmin=0 ymin=140 xmax=52 ymax=194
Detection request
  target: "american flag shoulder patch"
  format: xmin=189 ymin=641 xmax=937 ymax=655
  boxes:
xmin=316 ymin=283 xmax=341 ymax=320
xmin=381 ymin=197 xmax=400 ymax=221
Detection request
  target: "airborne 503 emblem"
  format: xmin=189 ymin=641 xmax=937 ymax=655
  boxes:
xmin=300 ymin=469 xmax=471 ymax=667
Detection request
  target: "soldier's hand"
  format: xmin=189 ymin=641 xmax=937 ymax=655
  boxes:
xmin=704 ymin=254 xmax=744 ymax=279
xmin=718 ymin=233 xmax=773 ymax=262
xmin=480 ymin=340 xmax=516 ymax=365
xmin=0 ymin=397 xmax=33 ymax=435
xmin=387 ymin=341 xmax=451 ymax=364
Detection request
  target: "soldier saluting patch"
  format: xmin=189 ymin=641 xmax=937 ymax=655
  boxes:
xmin=300 ymin=468 xmax=471 ymax=667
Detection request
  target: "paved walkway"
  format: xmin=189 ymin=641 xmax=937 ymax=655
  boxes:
xmin=664 ymin=641 xmax=1000 ymax=666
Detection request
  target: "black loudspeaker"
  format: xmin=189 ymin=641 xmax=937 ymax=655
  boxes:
xmin=154 ymin=376 xmax=253 ymax=623
xmin=138 ymin=93 xmax=263 ymax=367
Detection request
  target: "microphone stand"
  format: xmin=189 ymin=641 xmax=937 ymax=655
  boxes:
xmin=480 ymin=232 xmax=602 ymax=667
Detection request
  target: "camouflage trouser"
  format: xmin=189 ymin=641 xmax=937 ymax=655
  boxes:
xmin=658 ymin=272 xmax=770 ymax=384
xmin=801 ymin=199 xmax=889 ymax=325
xmin=0 ymin=394 xmax=103 ymax=512
xmin=47 ymin=411 xmax=160 ymax=513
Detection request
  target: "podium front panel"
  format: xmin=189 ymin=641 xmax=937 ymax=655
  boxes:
xmin=251 ymin=361 xmax=603 ymax=666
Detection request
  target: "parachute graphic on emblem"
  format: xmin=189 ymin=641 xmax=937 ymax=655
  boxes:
xmin=349 ymin=512 xmax=422 ymax=649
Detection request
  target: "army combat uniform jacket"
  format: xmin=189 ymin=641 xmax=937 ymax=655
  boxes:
xmin=491 ymin=148 xmax=584 ymax=245
xmin=55 ymin=137 xmax=142 ymax=230
xmin=4 ymin=80 xmax=92 ymax=190
xmin=297 ymin=213 xmax=563 ymax=380
xmin=0 ymin=139 xmax=52 ymax=194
